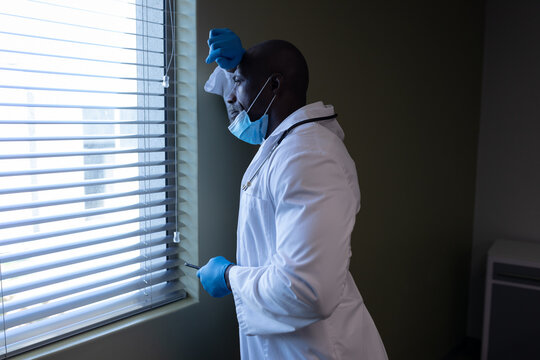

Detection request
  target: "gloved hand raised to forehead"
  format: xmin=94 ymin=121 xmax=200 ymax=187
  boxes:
xmin=205 ymin=28 xmax=245 ymax=70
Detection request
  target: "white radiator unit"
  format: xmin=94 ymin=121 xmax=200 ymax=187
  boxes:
xmin=482 ymin=240 xmax=540 ymax=360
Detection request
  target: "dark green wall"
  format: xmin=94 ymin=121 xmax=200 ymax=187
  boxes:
xmin=33 ymin=1 xmax=483 ymax=359
xmin=199 ymin=1 xmax=483 ymax=358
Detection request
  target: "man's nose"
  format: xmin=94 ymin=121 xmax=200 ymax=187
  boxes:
xmin=226 ymin=89 xmax=236 ymax=104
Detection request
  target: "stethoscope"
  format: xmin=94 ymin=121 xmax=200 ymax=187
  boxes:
xmin=242 ymin=113 xmax=338 ymax=191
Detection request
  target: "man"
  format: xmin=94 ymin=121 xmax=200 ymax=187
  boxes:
xmin=198 ymin=28 xmax=388 ymax=359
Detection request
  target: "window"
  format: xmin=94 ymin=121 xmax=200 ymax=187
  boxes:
xmin=0 ymin=0 xmax=196 ymax=357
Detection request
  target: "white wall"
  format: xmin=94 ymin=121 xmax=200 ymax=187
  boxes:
xmin=467 ymin=0 xmax=540 ymax=338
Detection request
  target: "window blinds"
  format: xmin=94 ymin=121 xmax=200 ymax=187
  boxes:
xmin=0 ymin=0 xmax=188 ymax=356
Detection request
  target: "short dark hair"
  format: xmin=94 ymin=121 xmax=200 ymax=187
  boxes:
xmin=243 ymin=40 xmax=309 ymax=97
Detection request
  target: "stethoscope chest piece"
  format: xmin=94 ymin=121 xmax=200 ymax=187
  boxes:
xmin=242 ymin=181 xmax=252 ymax=191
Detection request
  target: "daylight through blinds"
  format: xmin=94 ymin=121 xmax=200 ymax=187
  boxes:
xmin=0 ymin=0 xmax=186 ymax=356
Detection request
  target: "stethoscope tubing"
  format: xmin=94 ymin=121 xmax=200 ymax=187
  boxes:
xmin=242 ymin=113 xmax=338 ymax=191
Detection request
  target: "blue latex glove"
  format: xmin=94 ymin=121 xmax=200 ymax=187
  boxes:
xmin=205 ymin=28 xmax=245 ymax=70
xmin=197 ymin=256 xmax=235 ymax=297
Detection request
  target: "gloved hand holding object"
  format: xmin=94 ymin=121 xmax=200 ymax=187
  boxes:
xmin=197 ymin=256 xmax=235 ymax=297
xmin=205 ymin=28 xmax=245 ymax=70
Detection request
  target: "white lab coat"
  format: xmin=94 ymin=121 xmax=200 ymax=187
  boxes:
xmin=228 ymin=102 xmax=388 ymax=359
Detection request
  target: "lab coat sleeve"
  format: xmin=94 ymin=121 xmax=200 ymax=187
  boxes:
xmin=229 ymin=146 xmax=359 ymax=336
xmin=203 ymin=66 xmax=234 ymax=96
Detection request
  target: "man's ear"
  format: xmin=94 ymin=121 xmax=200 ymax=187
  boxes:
xmin=270 ymin=73 xmax=283 ymax=94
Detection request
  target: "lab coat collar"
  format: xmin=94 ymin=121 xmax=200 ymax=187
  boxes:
xmin=266 ymin=101 xmax=340 ymax=142
xmin=243 ymin=102 xmax=342 ymax=191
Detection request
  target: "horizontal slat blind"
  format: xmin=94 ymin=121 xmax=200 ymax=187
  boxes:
xmin=0 ymin=0 xmax=186 ymax=357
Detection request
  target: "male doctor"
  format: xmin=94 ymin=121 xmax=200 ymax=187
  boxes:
xmin=198 ymin=28 xmax=388 ymax=359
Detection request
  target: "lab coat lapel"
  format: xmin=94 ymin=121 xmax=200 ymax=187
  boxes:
xmin=241 ymin=101 xmax=336 ymax=189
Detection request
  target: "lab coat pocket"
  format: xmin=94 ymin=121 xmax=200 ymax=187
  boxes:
xmin=241 ymin=173 xmax=268 ymax=200
xmin=237 ymin=190 xmax=276 ymax=266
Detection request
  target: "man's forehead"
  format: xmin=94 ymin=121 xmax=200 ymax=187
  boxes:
xmin=236 ymin=54 xmax=262 ymax=80
xmin=235 ymin=63 xmax=249 ymax=78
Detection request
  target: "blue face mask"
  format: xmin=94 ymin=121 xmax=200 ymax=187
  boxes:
xmin=228 ymin=76 xmax=276 ymax=145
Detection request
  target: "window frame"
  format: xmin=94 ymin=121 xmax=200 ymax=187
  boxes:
xmin=0 ymin=0 xmax=199 ymax=357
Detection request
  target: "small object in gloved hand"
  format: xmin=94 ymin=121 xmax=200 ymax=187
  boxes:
xmin=183 ymin=262 xmax=200 ymax=270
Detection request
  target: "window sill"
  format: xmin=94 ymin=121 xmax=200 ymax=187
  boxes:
xmin=11 ymin=296 xmax=198 ymax=360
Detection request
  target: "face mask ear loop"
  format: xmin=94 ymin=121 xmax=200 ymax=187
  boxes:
xmin=263 ymin=94 xmax=277 ymax=115
xmin=246 ymin=76 xmax=273 ymax=113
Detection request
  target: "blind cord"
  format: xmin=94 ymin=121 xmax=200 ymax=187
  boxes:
xmin=168 ymin=0 xmax=180 ymax=245
xmin=0 ymin=260 xmax=7 ymax=353
xmin=162 ymin=0 xmax=175 ymax=88
xmin=142 ymin=0 xmax=151 ymax=302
